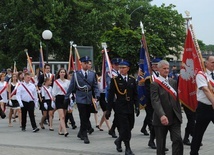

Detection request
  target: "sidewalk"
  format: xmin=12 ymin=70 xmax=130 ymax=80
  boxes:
xmin=0 ymin=107 xmax=214 ymax=155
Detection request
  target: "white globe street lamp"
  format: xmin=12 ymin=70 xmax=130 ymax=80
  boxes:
xmin=42 ymin=30 xmax=53 ymax=63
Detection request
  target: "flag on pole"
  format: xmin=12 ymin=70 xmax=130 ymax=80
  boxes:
xmin=137 ymin=22 xmax=152 ymax=106
xmin=100 ymin=52 xmax=106 ymax=93
xmin=68 ymin=41 xmax=74 ymax=72
xmin=178 ymin=28 xmax=202 ymax=111
xmin=73 ymin=45 xmax=82 ymax=70
xmin=39 ymin=42 xmax=45 ymax=73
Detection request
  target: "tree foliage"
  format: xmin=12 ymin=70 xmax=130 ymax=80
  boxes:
xmin=0 ymin=0 xmax=197 ymax=72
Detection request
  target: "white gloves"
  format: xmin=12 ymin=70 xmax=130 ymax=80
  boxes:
xmin=8 ymin=100 xmax=13 ymax=106
xmin=51 ymin=101 xmax=56 ymax=109
xmin=19 ymin=102 xmax=24 ymax=108
xmin=44 ymin=102 xmax=48 ymax=110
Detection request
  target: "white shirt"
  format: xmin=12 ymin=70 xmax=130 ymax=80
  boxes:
xmin=0 ymin=81 xmax=8 ymax=103
xmin=52 ymin=79 xmax=70 ymax=97
xmin=16 ymin=81 xmax=38 ymax=105
xmin=196 ymin=69 xmax=213 ymax=105
xmin=41 ymin=86 xmax=53 ymax=100
xmin=121 ymin=74 xmax=128 ymax=81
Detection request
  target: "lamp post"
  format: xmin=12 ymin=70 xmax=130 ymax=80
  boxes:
xmin=42 ymin=30 xmax=52 ymax=63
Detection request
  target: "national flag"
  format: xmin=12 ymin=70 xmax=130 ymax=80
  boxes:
xmin=39 ymin=42 xmax=45 ymax=73
xmin=74 ymin=46 xmax=82 ymax=70
xmin=137 ymin=22 xmax=152 ymax=106
xmin=178 ymin=28 xmax=203 ymax=111
xmin=68 ymin=43 xmax=74 ymax=72
xmin=100 ymin=52 xmax=106 ymax=93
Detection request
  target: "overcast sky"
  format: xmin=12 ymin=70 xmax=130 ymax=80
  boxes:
xmin=151 ymin=0 xmax=214 ymax=45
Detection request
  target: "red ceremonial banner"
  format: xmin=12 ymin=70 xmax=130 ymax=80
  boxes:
xmin=178 ymin=28 xmax=202 ymax=112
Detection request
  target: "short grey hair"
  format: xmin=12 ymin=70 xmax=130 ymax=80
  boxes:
xmin=157 ymin=60 xmax=169 ymax=68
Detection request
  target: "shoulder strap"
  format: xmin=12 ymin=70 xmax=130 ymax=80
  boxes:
xmin=10 ymin=83 xmax=20 ymax=97
xmin=21 ymin=83 xmax=34 ymax=100
xmin=54 ymin=80 xmax=66 ymax=95
xmin=0 ymin=82 xmax=8 ymax=95
xmin=43 ymin=86 xmax=53 ymax=100
xmin=154 ymin=78 xmax=177 ymax=100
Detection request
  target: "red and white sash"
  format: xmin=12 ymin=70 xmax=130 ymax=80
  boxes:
xmin=0 ymin=82 xmax=8 ymax=95
xmin=54 ymin=80 xmax=66 ymax=95
xmin=43 ymin=86 xmax=53 ymax=101
xmin=154 ymin=78 xmax=177 ymax=100
xmin=22 ymin=83 xmax=34 ymax=100
xmin=197 ymin=71 xmax=214 ymax=87
xmin=10 ymin=83 xmax=20 ymax=97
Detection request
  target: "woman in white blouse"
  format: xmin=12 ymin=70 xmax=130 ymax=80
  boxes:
xmin=0 ymin=73 xmax=8 ymax=112
xmin=52 ymin=68 xmax=70 ymax=137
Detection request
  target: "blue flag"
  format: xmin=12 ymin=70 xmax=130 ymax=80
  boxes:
xmin=137 ymin=42 xmax=151 ymax=106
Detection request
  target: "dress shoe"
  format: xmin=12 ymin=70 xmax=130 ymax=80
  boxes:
xmin=84 ymin=137 xmax=90 ymax=144
xmin=22 ymin=128 xmax=26 ymax=132
xmin=141 ymin=128 xmax=149 ymax=136
xmin=77 ymin=132 xmax=84 ymax=140
xmin=183 ymin=138 xmax=191 ymax=145
xmin=72 ymin=125 xmax=77 ymax=129
xmin=65 ymin=124 xmax=69 ymax=128
xmin=39 ymin=123 xmax=45 ymax=129
xmin=114 ymin=139 xmax=122 ymax=152
xmin=33 ymin=127 xmax=40 ymax=132
xmin=88 ymin=128 xmax=94 ymax=134
xmin=64 ymin=132 xmax=69 ymax=137
xmin=125 ymin=148 xmax=135 ymax=155
xmin=165 ymin=148 xmax=169 ymax=151
xmin=96 ymin=125 xmax=104 ymax=131
xmin=108 ymin=130 xmax=117 ymax=138
xmin=148 ymin=140 xmax=157 ymax=149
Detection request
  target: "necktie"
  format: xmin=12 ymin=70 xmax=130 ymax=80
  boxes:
xmin=48 ymin=74 xmax=50 ymax=78
xmin=211 ymin=72 xmax=214 ymax=80
xmin=124 ymin=76 xmax=127 ymax=82
xmin=85 ymin=72 xmax=87 ymax=79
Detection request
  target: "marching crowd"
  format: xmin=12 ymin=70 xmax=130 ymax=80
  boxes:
xmin=1 ymin=55 xmax=214 ymax=155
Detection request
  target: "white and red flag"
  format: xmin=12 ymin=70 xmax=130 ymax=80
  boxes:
xmin=178 ymin=28 xmax=203 ymax=111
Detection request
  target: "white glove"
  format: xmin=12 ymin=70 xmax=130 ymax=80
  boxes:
xmin=51 ymin=101 xmax=56 ymax=109
xmin=19 ymin=102 xmax=24 ymax=108
xmin=9 ymin=100 xmax=13 ymax=106
xmin=67 ymin=105 xmax=73 ymax=112
xmin=44 ymin=102 xmax=48 ymax=110
xmin=34 ymin=102 xmax=39 ymax=109
xmin=70 ymin=100 xmax=75 ymax=107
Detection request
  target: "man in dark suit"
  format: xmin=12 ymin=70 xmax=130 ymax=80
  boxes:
xmin=38 ymin=64 xmax=54 ymax=87
xmin=65 ymin=56 xmax=100 ymax=144
xmin=106 ymin=59 xmax=140 ymax=155
xmin=150 ymin=60 xmax=183 ymax=155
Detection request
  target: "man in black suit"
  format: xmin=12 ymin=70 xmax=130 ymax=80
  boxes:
xmin=106 ymin=59 xmax=140 ymax=155
xmin=150 ymin=60 xmax=183 ymax=155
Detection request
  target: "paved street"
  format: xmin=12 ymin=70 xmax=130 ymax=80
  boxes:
xmin=0 ymin=106 xmax=214 ymax=155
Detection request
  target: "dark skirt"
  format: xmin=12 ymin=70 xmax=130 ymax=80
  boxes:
xmin=40 ymin=99 xmax=54 ymax=111
xmin=8 ymin=100 xmax=20 ymax=109
xmin=99 ymin=93 xmax=107 ymax=112
xmin=55 ymin=95 xmax=68 ymax=110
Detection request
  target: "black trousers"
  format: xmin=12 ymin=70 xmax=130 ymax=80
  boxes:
xmin=77 ymin=103 xmax=91 ymax=137
xmin=190 ymin=102 xmax=214 ymax=155
xmin=117 ymin=113 xmax=134 ymax=142
xmin=21 ymin=101 xmax=37 ymax=129
xmin=65 ymin=112 xmax=76 ymax=126
xmin=183 ymin=105 xmax=196 ymax=136
xmin=154 ymin=122 xmax=183 ymax=155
